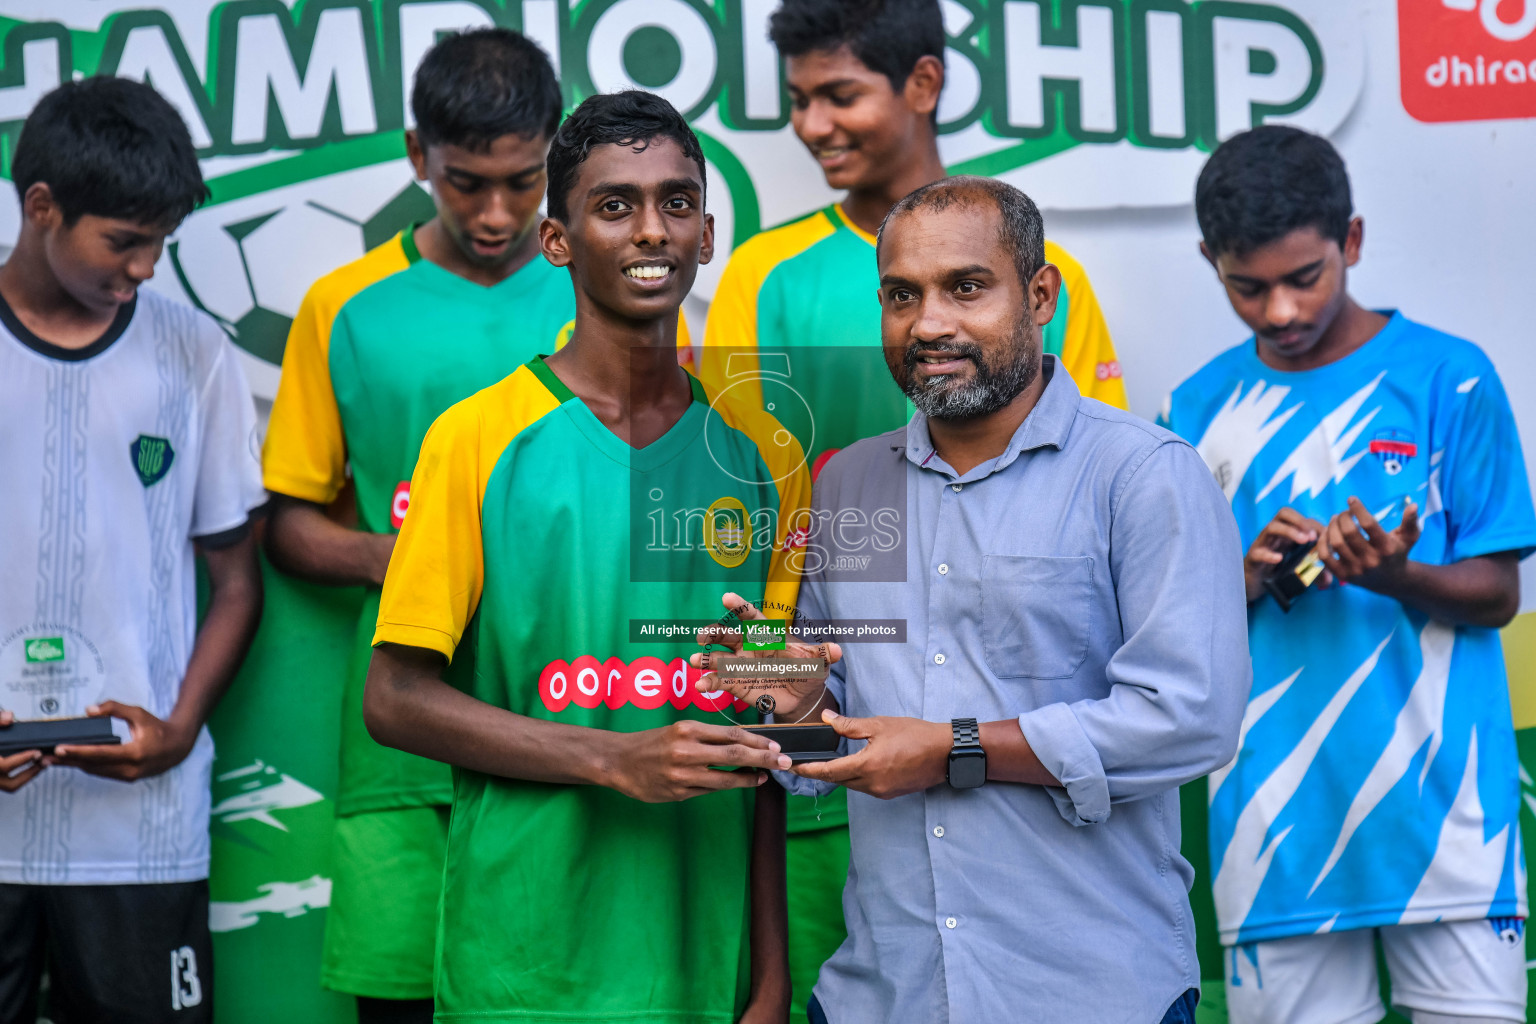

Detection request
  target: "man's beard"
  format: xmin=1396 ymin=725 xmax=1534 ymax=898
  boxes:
xmin=894 ymin=321 xmax=1039 ymax=420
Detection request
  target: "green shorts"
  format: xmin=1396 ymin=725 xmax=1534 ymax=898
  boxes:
xmin=321 ymin=805 xmax=450 ymax=1000
xmin=786 ymin=825 xmax=850 ymax=1024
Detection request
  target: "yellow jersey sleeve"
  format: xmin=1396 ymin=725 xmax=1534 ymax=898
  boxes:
xmin=764 ymin=453 xmax=811 ymax=620
xmin=697 ymin=213 xmax=838 ymax=405
xmin=695 ymin=236 xmax=771 ymax=408
xmin=262 ymin=237 xmax=411 ymax=503
xmin=701 ymin=240 xmax=764 ymax=351
xmin=373 ymin=399 xmax=488 ymax=661
xmin=699 ymin=380 xmax=812 ymax=617
xmin=1045 ymin=240 xmax=1128 ymax=410
xmin=262 ymin=285 xmax=347 ymax=503
xmin=374 ymin=367 xmax=562 ymax=660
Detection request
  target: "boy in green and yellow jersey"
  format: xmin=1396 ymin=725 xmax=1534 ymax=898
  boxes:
xmin=692 ymin=0 xmax=1127 ymax=450
xmin=363 ymin=90 xmax=802 ymax=1023
xmin=259 ymin=29 xmax=570 ymax=1023
xmin=689 ymin=3 xmax=1129 ymax=1019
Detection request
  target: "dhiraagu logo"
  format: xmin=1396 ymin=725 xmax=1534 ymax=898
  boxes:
xmin=742 ymin=620 xmax=787 ymax=652
xmin=24 ymin=637 xmax=64 ymax=663
xmin=0 ymin=1 xmax=1360 ymax=399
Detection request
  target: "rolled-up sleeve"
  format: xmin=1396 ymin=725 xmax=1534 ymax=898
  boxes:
xmin=1019 ymin=441 xmax=1250 ymax=825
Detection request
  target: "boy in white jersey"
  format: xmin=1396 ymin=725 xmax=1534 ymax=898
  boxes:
xmin=0 ymin=78 xmax=265 ymax=1022
xmin=1161 ymin=126 xmax=1535 ymax=1024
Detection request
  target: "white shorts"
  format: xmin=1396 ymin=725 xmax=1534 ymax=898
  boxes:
xmin=1225 ymin=919 xmax=1527 ymax=1024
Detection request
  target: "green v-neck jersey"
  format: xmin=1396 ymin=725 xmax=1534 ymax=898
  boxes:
xmin=263 ymin=229 xmax=576 ymax=813
xmin=375 ymin=358 xmax=809 ymax=1021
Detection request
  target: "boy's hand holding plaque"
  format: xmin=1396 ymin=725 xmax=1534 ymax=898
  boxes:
xmin=689 ymin=592 xmax=843 ymax=762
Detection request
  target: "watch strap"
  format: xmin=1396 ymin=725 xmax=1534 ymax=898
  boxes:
xmin=951 ymin=717 xmax=981 ymax=749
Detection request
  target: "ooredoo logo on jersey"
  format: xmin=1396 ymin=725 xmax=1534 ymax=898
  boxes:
xmin=1400 ymin=0 xmax=1536 ymax=122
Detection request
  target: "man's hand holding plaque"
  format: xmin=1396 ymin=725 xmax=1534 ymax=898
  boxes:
xmin=689 ymin=593 xmax=844 ymax=762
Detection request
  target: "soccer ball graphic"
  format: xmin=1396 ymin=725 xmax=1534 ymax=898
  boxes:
xmin=159 ymin=160 xmax=433 ymax=395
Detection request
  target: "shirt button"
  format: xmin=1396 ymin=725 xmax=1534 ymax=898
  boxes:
xmin=951 ymin=484 xmax=963 ymax=493
xmin=933 ymin=652 xmax=946 ymax=665
xmin=945 ymin=917 xmax=958 ymax=929
xmin=933 ymin=825 xmax=945 ymax=838
xmin=937 ymin=563 xmax=949 ymax=575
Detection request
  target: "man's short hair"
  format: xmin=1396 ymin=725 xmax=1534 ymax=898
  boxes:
xmin=878 ymin=176 xmax=1046 ymax=292
xmin=411 ymin=27 xmax=562 ymax=152
xmin=11 ymin=77 xmax=208 ymax=226
xmin=769 ymin=0 xmax=946 ymax=95
xmin=1195 ymin=125 xmax=1353 ymax=258
xmin=544 ymin=90 xmax=706 ymax=224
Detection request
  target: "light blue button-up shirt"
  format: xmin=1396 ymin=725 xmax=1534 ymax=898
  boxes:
xmin=780 ymin=358 xmax=1251 ymax=1024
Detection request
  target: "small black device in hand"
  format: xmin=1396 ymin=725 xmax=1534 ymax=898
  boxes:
xmin=744 ymin=723 xmax=840 ymax=763
xmin=0 ymin=717 xmax=120 ymax=758
xmin=1263 ymin=539 xmax=1326 ymax=613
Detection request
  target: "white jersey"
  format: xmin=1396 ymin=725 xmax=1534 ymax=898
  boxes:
xmin=0 ymin=288 xmax=264 ymax=885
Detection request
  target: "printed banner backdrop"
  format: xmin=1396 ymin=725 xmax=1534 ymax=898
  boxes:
xmin=0 ymin=1 xmax=1532 ymax=1021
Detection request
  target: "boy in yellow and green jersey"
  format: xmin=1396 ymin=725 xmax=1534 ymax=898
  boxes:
xmin=688 ymin=3 xmax=1128 ymax=1020
xmin=259 ymin=29 xmax=570 ymax=1024
xmin=364 ymin=90 xmax=802 ymax=1023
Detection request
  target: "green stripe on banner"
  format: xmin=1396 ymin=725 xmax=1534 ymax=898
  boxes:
xmin=204 ymin=556 xmax=361 ymax=1024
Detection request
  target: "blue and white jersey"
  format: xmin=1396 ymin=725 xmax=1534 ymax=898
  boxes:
xmin=1161 ymin=312 xmax=1536 ymax=945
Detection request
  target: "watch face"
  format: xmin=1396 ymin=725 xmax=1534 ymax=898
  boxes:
xmin=948 ymin=752 xmax=986 ymax=789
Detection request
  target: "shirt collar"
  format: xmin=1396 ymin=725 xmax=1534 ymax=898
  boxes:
xmin=896 ymin=355 xmax=1079 ymax=479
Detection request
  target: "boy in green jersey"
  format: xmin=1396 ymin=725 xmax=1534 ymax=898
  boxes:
xmin=260 ymin=29 xmax=570 ymax=1023
xmin=365 ymin=90 xmax=803 ymax=1023
xmin=695 ymin=4 xmax=1127 ymax=1016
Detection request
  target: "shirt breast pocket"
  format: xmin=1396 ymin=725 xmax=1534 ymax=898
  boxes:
xmin=981 ymin=555 xmax=1094 ymax=679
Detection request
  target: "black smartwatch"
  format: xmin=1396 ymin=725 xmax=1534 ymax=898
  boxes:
xmin=946 ymin=718 xmax=987 ymax=789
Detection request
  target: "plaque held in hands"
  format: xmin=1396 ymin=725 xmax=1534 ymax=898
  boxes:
xmin=692 ymin=606 xmax=841 ymax=763
xmin=1262 ymin=539 xmax=1325 ymax=612
xmin=0 ymin=716 xmax=120 ymax=758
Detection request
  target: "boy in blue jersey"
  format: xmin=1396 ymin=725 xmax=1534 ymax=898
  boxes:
xmin=1161 ymin=125 xmax=1536 ymax=1024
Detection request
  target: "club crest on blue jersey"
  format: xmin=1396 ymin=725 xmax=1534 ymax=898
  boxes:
xmin=1368 ymin=428 xmax=1417 ymax=476
xmin=130 ymin=434 xmax=175 ymax=487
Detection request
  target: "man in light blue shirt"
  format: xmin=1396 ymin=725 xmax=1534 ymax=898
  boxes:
xmin=697 ymin=176 xmax=1250 ymax=1023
